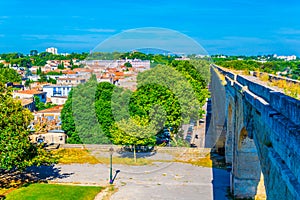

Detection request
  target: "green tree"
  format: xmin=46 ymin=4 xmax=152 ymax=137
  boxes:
xmin=110 ymin=116 xmax=156 ymax=162
xmin=38 ymin=73 xmax=47 ymax=83
xmin=46 ymin=71 xmax=61 ymax=75
xmin=58 ymin=62 xmax=64 ymax=70
xmin=124 ymin=62 xmax=132 ymax=68
xmin=36 ymin=67 xmax=42 ymax=75
xmin=30 ymin=50 xmax=38 ymax=56
xmin=129 ymin=84 xmax=182 ymax=131
xmin=0 ymin=83 xmax=56 ymax=170
xmin=34 ymin=96 xmax=45 ymax=111
xmin=170 ymin=61 xmax=210 ymax=109
xmin=61 ymin=81 xmax=133 ymax=144
xmin=48 ymin=77 xmax=57 ymax=84
xmin=70 ymin=59 xmax=74 ymax=69
xmin=189 ymin=59 xmax=211 ymax=85
xmin=94 ymin=82 xmax=118 ymax=139
xmin=25 ymin=79 xmax=32 ymax=87
xmin=61 ymin=90 xmax=82 ymax=144
xmin=0 ymin=68 xmax=22 ymax=83
xmin=19 ymin=58 xmax=32 ymax=68
xmin=137 ymin=64 xmax=202 ymax=124
xmin=62 ymin=77 xmax=111 ymax=144
xmin=25 ymin=67 xmax=32 ymax=76
xmin=34 ymin=96 xmax=56 ymax=111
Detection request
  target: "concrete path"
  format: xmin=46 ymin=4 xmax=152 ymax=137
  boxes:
xmin=35 ymin=162 xmax=230 ymax=200
xmin=111 ymin=163 xmax=230 ymax=200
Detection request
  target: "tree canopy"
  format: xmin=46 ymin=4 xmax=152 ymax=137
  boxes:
xmin=0 ymin=83 xmax=56 ymax=170
xmin=61 ymin=60 xmax=210 ymax=146
xmin=110 ymin=116 xmax=156 ymax=162
xmin=0 ymin=68 xmax=22 ymax=83
xmin=62 ymin=76 xmax=112 ymax=144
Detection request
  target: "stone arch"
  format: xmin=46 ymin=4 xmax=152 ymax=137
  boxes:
xmin=232 ymin=126 xmax=266 ymax=198
xmin=238 ymin=127 xmax=248 ymax=149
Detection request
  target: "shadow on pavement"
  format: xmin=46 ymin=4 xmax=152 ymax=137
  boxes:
xmin=26 ymin=165 xmax=74 ymax=181
xmin=0 ymin=165 xmax=73 ymax=189
xmin=204 ymin=98 xmax=230 ymax=200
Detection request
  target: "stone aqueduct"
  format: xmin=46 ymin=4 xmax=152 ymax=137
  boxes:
xmin=209 ymin=66 xmax=300 ymax=199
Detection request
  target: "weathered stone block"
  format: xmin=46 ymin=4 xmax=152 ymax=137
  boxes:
xmin=233 ymin=177 xmax=259 ymax=198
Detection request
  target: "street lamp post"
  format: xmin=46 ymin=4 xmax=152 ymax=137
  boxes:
xmin=109 ymin=147 xmax=114 ymax=184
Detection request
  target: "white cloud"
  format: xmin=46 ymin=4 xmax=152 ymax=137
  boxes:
xmin=22 ymin=34 xmax=50 ymax=40
xmin=86 ymin=28 xmax=116 ymax=33
xmin=278 ymin=28 xmax=300 ymax=35
xmin=0 ymin=16 xmax=9 ymax=24
xmin=73 ymin=28 xmax=116 ymax=33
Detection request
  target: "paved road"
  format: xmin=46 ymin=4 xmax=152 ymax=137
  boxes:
xmin=35 ymin=162 xmax=229 ymax=200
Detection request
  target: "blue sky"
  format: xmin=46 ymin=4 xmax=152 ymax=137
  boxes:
xmin=0 ymin=0 xmax=300 ymax=55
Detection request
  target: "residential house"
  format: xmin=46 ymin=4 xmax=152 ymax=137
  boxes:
xmin=43 ymin=85 xmax=72 ymax=98
xmin=50 ymin=96 xmax=68 ymax=105
xmin=29 ymin=130 xmax=66 ymax=145
xmin=57 ymin=77 xmax=86 ymax=85
xmin=30 ymin=104 xmax=66 ymax=145
xmin=33 ymin=105 xmax=63 ymax=127
xmin=19 ymin=98 xmax=35 ymax=112
xmin=13 ymin=89 xmax=47 ymax=103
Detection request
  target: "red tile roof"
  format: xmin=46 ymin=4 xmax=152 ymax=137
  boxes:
xmin=17 ymin=89 xmax=45 ymax=95
xmin=19 ymin=99 xmax=34 ymax=106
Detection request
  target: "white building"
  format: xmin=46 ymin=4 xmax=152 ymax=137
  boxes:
xmin=81 ymin=59 xmax=150 ymax=70
xmin=46 ymin=47 xmax=58 ymax=55
xmin=43 ymin=85 xmax=73 ymax=98
xmin=13 ymin=89 xmax=47 ymax=103
xmin=273 ymin=54 xmax=297 ymax=61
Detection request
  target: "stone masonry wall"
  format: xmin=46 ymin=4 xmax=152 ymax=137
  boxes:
xmin=212 ymin=65 xmax=300 ymax=199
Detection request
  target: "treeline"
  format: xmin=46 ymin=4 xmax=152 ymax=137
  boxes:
xmin=215 ymin=60 xmax=300 ymax=80
xmin=87 ymin=51 xmax=177 ymax=67
xmin=1 ymin=51 xmax=177 ymax=69
xmin=61 ymin=60 xmax=210 ymax=145
xmin=0 ymin=52 xmax=88 ymax=68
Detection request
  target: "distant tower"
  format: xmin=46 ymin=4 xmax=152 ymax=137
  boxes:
xmin=46 ymin=47 xmax=58 ymax=55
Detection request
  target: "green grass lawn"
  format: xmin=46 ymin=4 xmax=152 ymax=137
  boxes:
xmin=5 ymin=183 xmax=102 ymax=200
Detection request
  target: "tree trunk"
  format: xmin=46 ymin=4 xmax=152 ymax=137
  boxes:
xmin=133 ymin=144 xmax=137 ymax=163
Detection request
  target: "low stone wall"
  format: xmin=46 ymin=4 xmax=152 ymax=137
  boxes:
xmin=60 ymin=144 xmax=211 ymax=155
xmin=60 ymin=144 xmax=119 ymax=150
